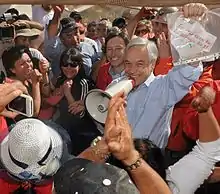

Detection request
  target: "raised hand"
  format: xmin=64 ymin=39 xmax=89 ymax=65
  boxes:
xmin=39 ymin=58 xmax=50 ymax=75
xmin=62 ymin=80 xmax=73 ymax=95
xmin=191 ymin=86 xmax=216 ymax=113
xmin=31 ymin=69 xmax=43 ymax=84
xmin=157 ymin=32 xmax=171 ymax=59
xmin=104 ymin=92 xmax=139 ymax=165
xmin=183 ymin=3 xmax=208 ymax=18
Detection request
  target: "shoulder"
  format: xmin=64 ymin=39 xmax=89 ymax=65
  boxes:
xmin=80 ymin=42 xmax=94 ymax=52
xmin=99 ymin=63 xmax=111 ymax=71
xmin=85 ymin=37 xmax=97 ymax=45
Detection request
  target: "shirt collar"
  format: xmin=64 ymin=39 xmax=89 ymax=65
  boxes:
xmin=108 ymin=66 xmax=125 ymax=78
xmin=143 ymin=72 xmax=155 ymax=87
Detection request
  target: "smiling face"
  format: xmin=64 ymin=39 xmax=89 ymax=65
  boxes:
xmin=11 ymin=53 xmax=33 ymax=81
xmin=124 ymin=46 xmax=154 ymax=87
xmin=61 ymin=63 xmax=80 ymax=79
xmin=106 ymin=36 xmax=126 ymax=68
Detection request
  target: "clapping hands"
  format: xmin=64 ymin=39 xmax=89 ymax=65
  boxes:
xmin=104 ymin=92 xmax=139 ymax=165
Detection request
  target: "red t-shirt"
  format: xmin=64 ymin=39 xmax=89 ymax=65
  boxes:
xmin=96 ymin=63 xmax=112 ymax=90
xmin=0 ymin=171 xmax=53 ymax=194
xmin=0 ymin=116 xmax=8 ymax=143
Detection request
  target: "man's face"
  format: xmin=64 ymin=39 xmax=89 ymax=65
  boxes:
xmin=60 ymin=28 xmax=80 ymax=48
xmin=42 ymin=4 xmax=52 ymax=12
xmin=14 ymin=36 xmax=30 ymax=47
xmin=106 ymin=36 xmax=126 ymax=68
xmin=11 ymin=53 xmax=33 ymax=81
xmin=124 ymin=46 xmax=154 ymax=87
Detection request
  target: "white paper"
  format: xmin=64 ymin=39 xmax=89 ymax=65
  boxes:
xmin=170 ymin=16 xmax=217 ymax=60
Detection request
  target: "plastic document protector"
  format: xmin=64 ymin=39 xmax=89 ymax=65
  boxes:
xmin=167 ymin=9 xmax=220 ymax=66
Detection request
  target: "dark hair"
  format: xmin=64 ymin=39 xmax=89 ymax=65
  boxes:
xmin=5 ymin=8 xmax=19 ymax=16
xmin=134 ymin=139 xmax=166 ymax=180
xmin=2 ymin=45 xmax=33 ymax=77
xmin=107 ymin=138 xmax=166 ymax=180
xmin=56 ymin=48 xmax=86 ymax=87
xmin=17 ymin=14 xmax=31 ymax=21
xmin=87 ymin=21 xmax=97 ymax=29
xmin=69 ymin=11 xmax=82 ymax=21
xmin=103 ymin=27 xmax=130 ymax=54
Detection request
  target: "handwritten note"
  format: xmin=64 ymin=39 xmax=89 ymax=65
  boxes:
xmin=170 ymin=16 xmax=217 ymax=60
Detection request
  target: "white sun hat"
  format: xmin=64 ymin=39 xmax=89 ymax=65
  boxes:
xmin=0 ymin=118 xmax=63 ymax=180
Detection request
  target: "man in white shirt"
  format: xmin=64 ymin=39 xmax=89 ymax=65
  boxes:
xmin=32 ymin=5 xmax=54 ymax=29
xmin=32 ymin=4 xmax=54 ymax=50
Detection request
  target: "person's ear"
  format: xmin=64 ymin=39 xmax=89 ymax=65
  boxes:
xmin=10 ymin=68 xmax=16 ymax=74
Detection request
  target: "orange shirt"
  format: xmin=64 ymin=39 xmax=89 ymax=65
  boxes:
xmin=0 ymin=116 xmax=8 ymax=143
xmin=154 ymin=57 xmax=173 ymax=76
xmin=154 ymin=57 xmax=214 ymax=151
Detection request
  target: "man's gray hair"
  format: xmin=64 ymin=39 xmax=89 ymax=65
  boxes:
xmin=127 ymin=37 xmax=158 ymax=65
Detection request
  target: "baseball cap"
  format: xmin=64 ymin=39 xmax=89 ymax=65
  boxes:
xmin=60 ymin=17 xmax=78 ymax=34
xmin=69 ymin=11 xmax=82 ymax=20
xmin=112 ymin=17 xmax=127 ymax=29
xmin=15 ymin=28 xmax=41 ymax=38
xmin=54 ymin=158 xmax=140 ymax=194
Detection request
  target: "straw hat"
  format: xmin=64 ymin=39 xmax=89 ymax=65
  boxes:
xmin=0 ymin=119 xmax=63 ymax=180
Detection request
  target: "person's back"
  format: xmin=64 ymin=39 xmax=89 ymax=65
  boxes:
xmin=0 ymin=169 xmax=53 ymax=194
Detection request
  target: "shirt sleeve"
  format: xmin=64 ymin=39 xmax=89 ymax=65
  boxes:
xmin=44 ymin=36 xmax=61 ymax=61
xmin=166 ymin=139 xmax=220 ymax=194
xmin=162 ymin=63 xmax=203 ymax=108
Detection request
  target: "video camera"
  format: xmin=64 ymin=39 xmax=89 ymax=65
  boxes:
xmin=0 ymin=13 xmax=17 ymax=23
xmin=0 ymin=13 xmax=17 ymax=40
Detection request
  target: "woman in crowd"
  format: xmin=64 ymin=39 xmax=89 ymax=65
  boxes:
xmin=96 ymin=27 xmax=129 ymax=90
xmin=44 ymin=47 xmax=100 ymax=155
xmin=1 ymin=46 xmax=48 ymax=124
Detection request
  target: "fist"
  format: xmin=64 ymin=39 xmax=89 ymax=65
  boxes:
xmin=39 ymin=59 xmax=49 ymax=74
xmin=52 ymin=5 xmax=65 ymax=14
xmin=63 ymin=80 xmax=73 ymax=93
xmin=191 ymin=86 xmax=216 ymax=113
xmin=31 ymin=69 xmax=43 ymax=83
xmin=183 ymin=3 xmax=208 ymax=18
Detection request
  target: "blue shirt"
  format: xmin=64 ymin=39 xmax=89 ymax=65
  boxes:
xmin=111 ymin=64 xmax=203 ymax=148
xmin=44 ymin=36 xmax=99 ymax=77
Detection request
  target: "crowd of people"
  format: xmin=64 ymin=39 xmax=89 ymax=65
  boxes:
xmin=0 ymin=3 xmax=220 ymax=194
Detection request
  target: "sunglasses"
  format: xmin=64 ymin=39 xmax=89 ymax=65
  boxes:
xmin=136 ymin=29 xmax=148 ymax=35
xmin=62 ymin=61 xmax=80 ymax=68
